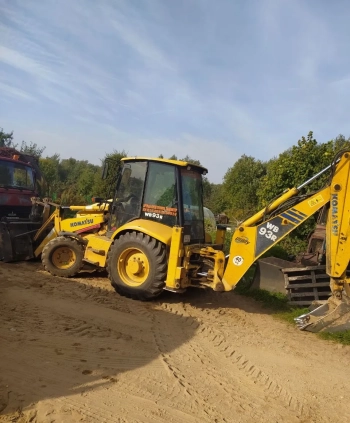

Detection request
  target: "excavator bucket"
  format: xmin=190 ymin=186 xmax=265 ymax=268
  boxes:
xmin=295 ymin=295 xmax=350 ymax=332
xmin=250 ymin=256 xmax=300 ymax=293
xmin=0 ymin=219 xmax=42 ymax=262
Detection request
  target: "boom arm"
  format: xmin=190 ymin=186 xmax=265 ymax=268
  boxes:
xmin=222 ymin=150 xmax=350 ymax=295
xmin=326 ymin=151 xmax=350 ymax=295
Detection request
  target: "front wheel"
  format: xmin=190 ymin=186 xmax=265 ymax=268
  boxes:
xmin=42 ymin=236 xmax=84 ymax=277
xmin=107 ymin=231 xmax=167 ymax=300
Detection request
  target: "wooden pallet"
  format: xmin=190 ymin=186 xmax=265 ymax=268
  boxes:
xmin=282 ymin=265 xmax=332 ymax=306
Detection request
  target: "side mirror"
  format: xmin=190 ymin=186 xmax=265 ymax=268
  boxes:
xmin=101 ymin=161 xmax=109 ymax=180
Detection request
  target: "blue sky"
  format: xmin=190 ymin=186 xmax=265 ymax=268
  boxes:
xmin=1 ymin=0 xmax=350 ymax=183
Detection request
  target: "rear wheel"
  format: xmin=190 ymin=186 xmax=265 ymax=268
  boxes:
xmin=42 ymin=236 xmax=84 ymax=277
xmin=107 ymin=231 xmax=167 ymax=300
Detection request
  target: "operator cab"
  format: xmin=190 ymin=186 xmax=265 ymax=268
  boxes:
xmin=108 ymin=158 xmax=208 ymax=244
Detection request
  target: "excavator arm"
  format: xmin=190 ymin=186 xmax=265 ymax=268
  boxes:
xmin=222 ymin=185 xmax=330 ymax=290
xmin=326 ymin=151 xmax=350 ymax=291
xmin=295 ymin=151 xmax=350 ymax=331
xmin=221 ymin=150 xmax=350 ymax=332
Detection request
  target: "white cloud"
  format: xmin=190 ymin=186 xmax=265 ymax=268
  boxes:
xmin=0 ymin=81 xmax=36 ymax=101
xmin=1 ymin=0 xmax=350 ymax=185
xmin=0 ymin=46 xmax=57 ymax=82
xmin=110 ymin=17 xmax=174 ymax=71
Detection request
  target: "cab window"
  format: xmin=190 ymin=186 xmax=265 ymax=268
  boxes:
xmin=143 ymin=162 xmax=177 ymax=226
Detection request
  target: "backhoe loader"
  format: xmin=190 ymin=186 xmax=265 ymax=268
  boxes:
xmin=0 ymin=197 xmax=109 ymax=274
xmin=3 ymin=152 xmax=350 ymax=332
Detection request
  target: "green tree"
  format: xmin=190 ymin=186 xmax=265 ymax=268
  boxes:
xmin=20 ymin=140 xmax=46 ymax=159
xmin=179 ymin=155 xmax=201 ymax=166
xmin=55 ymin=158 xmax=100 ymax=204
xmin=204 ymin=183 xmax=227 ymax=215
xmin=222 ymin=155 xmax=266 ymax=220
xmin=77 ymin=165 xmax=99 ymax=198
xmin=39 ymin=154 xmax=60 ymax=198
xmin=59 ymin=186 xmax=86 ymax=205
xmin=168 ymin=154 xmax=177 ymax=160
xmin=332 ymin=134 xmax=350 ymax=152
xmin=93 ymin=150 xmax=127 ymax=198
xmin=256 ymin=131 xmax=333 ymax=205
xmin=255 ymin=131 xmax=350 ymax=255
xmin=0 ymin=128 xmax=15 ymax=147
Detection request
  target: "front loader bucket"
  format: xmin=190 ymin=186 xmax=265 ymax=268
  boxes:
xmin=0 ymin=220 xmax=41 ymax=262
xmin=295 ymin=295 xmax=350 ymax=333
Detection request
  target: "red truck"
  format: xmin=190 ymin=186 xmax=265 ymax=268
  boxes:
xmin=0 ymin=147 xmax=41 ymax=219
xmin=0 ymin=147 xmax=44 ymax=261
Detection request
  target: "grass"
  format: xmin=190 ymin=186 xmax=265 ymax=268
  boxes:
xmin=235 ymin=268 xmax=350 ymax=345
xmin=235 ymin=277 xmax=309 ymax=318
xmin=318 ymin=331 xmax=350 ymax=345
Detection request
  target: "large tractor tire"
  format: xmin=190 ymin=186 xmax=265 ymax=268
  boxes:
xmin=42 ymin=236 xmax=85 ymax=277
xmin=107 ymin=231 xmax=167 ymax=300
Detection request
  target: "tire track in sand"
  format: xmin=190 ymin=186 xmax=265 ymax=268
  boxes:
xmin=158 ymin=301 xmax=308 ymax=422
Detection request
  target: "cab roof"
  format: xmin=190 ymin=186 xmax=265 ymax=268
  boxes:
xmin=121 ymin=156 xmax=208 ymax=175
xmin=0 ymin=156 xmax=32 ymax=166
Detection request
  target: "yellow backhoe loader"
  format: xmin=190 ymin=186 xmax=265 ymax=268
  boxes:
xmin=3 ymin=151 xmax=350 ymax=332
xmin=0 ymin=197 xmax=109 ymax=276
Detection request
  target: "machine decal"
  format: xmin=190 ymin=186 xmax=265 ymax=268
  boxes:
xmin=235 ymin=236 xmax=250 ymax=244
xmin=142 ymin=204 xmax=177 ymax=217
xmin=291 ymin=208 xmax=308 ymax=217
xmin=233 ymin=255 xmax=244 ymax=266
xmin=331 ymin=193 xmax=339 ymax=235
xmin=280 ymin=208 xmax=307 ymax=225
xmin=144 ymin=212 xmax=163 ymax=220
xmin=308 ymin=195 xmax=324 ymax=208
xmin=255 ymin=216 xmax=294 ymax=257
xmin=258 ymin=221 xmax=279 ymax=241
xmin=70 ymin=218 xmax=94 ymax=228
xmin=76 ymin=224 xmax=101 ymax=234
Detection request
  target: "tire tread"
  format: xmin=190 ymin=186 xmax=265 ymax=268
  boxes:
xmin=107 ymin=231 xmax=167 ymax=300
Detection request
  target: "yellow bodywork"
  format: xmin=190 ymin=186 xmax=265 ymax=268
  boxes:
xmin=326 ymin=153 xmax=350 ymax=294
xmin=117 ymin=247 xmax=150 ymax=287
xmin=32 ymin=152 xmax=350 ymax=316
xmin=82 ymin=160 xmax=340 ymax=293
xmin=97 ymin=151 xmax=350 ymax=296
xmin=51 ymin=246 xmax=77 ymax=269
xmin=164 ymin=227 xmax=185 ymax=290
xmin=220 ymin=152 xmax=350 ymax=294
xmin=121 ymin=156 xmax=208 ymax=173
xmin=28 ymin=153 xmax=350 ymax=332
xmin=85 ymin=218 xmax=225 ymax=291
xmin=33 ymin=199 xmax=107 ymax=257
xmin=222 ymin=186 xmax=330 ymax=290
xmin=162 ymin=225 xmax=225 ymax=291
xmin=109 ymin=219 xmax=173 ymax=245
xmin=83 ymin=219 xmax=173 ymax=268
